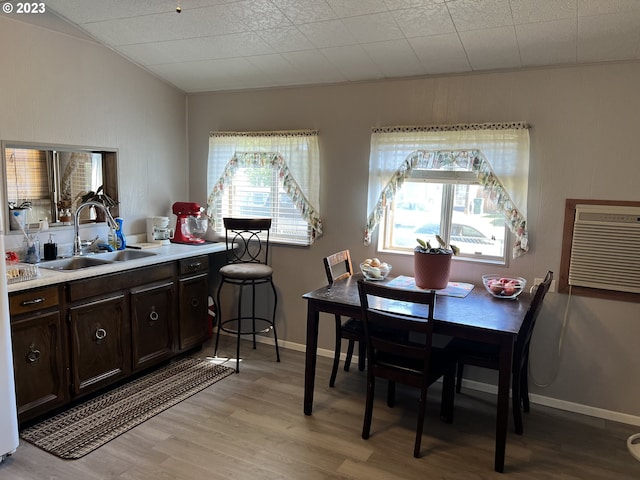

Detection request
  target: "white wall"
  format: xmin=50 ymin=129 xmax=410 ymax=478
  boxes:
xmin=0 ymin=16 xmax=188 ymax=242
xmin=188 ymin=62 xmax=640 ymax=421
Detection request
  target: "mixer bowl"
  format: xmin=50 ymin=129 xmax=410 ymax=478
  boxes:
xmin=188 ymin=216 xmax=208 ymax=239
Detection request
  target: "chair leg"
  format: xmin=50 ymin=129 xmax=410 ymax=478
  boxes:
xmin=251 ymin=282 xmax=257 ymax=349
xmin=214 ymin=280 xmax=224 ymax=358
xmin=521 ymin=362 xmax=530 ymax=413
xmin=235 ymin=282 xmax=244 ymax=373
xmin=512 ymin=370 xmax=524 ymax=435
xmin=414 ymin=387 xmax=428 ymax=458
xmin=455 ymin=362 xmax=464 ymax=393
xmin=269 ymin=279 xmax=280 ymax=362
xmin=344 ymin=340 xmax=355 ymax=372
xmin=330 ymin=315 xmax=342 ymax=387
xmin=357 ymin=340 xmax=366 ymax=371
xmin=362 ymin=373 xmax=375 ymax=440
xmin=387 ymin=380 xmax=396 ymax=408
xmin=440 ymin=361 xmax=455 ymax=424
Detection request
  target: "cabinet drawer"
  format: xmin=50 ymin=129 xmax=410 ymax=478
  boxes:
xmin=10 ymin=287 xmax=59 ymax=316
xmin=179 ymin=255 xmax=209 ymax=276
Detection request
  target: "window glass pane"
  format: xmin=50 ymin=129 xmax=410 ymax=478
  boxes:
xmin=380 ymin=180 xmax=507 ymax=262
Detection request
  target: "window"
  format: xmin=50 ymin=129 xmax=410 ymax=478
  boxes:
xmin=365 ymin=124 xmax=530 ymax=260
xmin=207 ymin=131 xmax=322 ymax=246
xmin=379 ymin=171 xmax=508 ymax=263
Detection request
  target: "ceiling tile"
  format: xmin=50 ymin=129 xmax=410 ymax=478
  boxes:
xmin=120 ymin=33 xmax=275 ymax=66
xmin=409 ymin=33 xmax=472 ymax=73
xmin=225 ymin=0 xmax=293 ymax=30
xmin=448 ymin=0 xmax=513 ymax=32
xmin=81 ymin=5 xmax=248 ymax=46
xmin=321 ymin=45 xmax=385 ymax=80
xmin=578 ymin=11 xmax=640 ymax=62
xmin=281 ymin=50 xmax=348 ymax=83
xmin=391 ymin=3 xmax=454 ymax=38
xmin=325 ymin=0 xmax=389 ymax=18
xmin=384 ymin=0 xmax=445 ymax=10
xmin=459 ymin=26 xmax=522 ymax=70
xmin=258 ymin=26 xmax=316 ymax=52
xmin=297 ymin=19 xmax=358 ymax=48
xmin=362 ymin=39 xmax=427 ymax=77
xmin=245 ymin=54 xmax=311 ymax=86
xmin=341 ymin=12 xmax=405 ymax=43
xmin=270 ymin=0 xmax=337 ymax=24
xmin=510 ymin=0 xmax=577 ymax=24
xmin=516 ymin=19 xmax=577 ymax=66
xmin=578 ymin=0 xmax=640 ymax=16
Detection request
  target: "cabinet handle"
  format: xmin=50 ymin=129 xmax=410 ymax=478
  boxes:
xmin=95 ymin=328 xmax=108 ymax=341
xmin=187 ymin=262 xmax=202 ymax=270
xmin=26 ymin=344 xmax=41 ymax=365
xmin=149 ymin=310 xmax=159 ymax=322
xmin=191 ymin=298 xmax=200 ymax=308
xmin=21 ymin=297 xmax=45 ymax=306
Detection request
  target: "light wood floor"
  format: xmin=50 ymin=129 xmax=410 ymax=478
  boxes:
xmin=3 ymin=335 xmax=640 ymax=479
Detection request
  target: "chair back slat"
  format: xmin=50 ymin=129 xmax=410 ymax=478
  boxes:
xmin=223 ymin=217 xmax=271 ymax=265
xmin=323 ymin=250 xmax=353 ymax=284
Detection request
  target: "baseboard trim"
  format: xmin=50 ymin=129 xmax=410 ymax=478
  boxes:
xmin=217 ymin=333 xmax=640 ymax=428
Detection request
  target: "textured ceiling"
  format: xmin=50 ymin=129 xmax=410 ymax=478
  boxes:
xmin=26 ymin=0 xmax=640 ymax=93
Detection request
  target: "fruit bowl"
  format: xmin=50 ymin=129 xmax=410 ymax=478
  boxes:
xmin=482 ymin=275 xmax=527 ymax=299
xmin=360 ymin=260 xmax=392 ymax=281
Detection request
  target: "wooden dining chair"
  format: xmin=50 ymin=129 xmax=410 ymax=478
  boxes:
xmin=357 ymin=280 xmax=455 ymax=458
xmin=450 ymin=270 xmax=553 ymax=435
xmin=323 ymin=250 xmax=365 ymax=387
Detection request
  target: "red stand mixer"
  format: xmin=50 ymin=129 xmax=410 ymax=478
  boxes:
xmin=171 ymin=202 xmax=208 ymax=244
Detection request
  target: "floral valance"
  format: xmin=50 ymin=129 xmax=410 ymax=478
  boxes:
xmin=365 ymin=124 xmax=530 ymax=258
xmin=207 ymin=152 xmax=323 ymax=240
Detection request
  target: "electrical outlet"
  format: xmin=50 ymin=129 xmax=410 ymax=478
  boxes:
xmin=533 ymin=277 xmax=556 ymax=292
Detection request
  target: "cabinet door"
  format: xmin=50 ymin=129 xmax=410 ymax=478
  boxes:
xmin=131 ymin=281 xmax=174 ymax=371
xmin=11 ymin=311 xmax=67 ymax=422
xmin=178 ymin=272 xmax=208 ymax=351
xmin=68 ymin=294 xmax=130 ymax=396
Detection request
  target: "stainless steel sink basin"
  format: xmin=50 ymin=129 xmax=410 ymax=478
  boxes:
xmin=97 ymin=250 xmax=158 ymax=261
xmin=40 ymin=256 xmax=114 ymax=271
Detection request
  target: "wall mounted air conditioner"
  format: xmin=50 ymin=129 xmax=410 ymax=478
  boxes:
xmin=568 ymin=204 xmax=640 ymax=294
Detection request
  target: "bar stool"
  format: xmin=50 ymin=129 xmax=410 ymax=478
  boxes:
xmin=214 ymin=218 xmax=280 ymax=372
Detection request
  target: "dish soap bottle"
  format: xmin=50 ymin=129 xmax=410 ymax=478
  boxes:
xmin=115 ymin=217 xmax=126 ymax=250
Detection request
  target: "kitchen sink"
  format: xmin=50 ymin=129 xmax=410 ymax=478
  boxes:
xmin=39 ymin=256 xmax=114 ymax=271
xmin=97 ymin=250 xmax=158 ymax=261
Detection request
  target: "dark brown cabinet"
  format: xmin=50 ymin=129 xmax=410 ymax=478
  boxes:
xmin=178 ymin=255 xmax=209 ymax=352
xmin=9 ymin=286 xmax=67 ymax=423
xmin=10 ymin=253 xmax=212 ymax=424
xmin=68 ymin=293 xmax=130 ymax=396
xmin=131 ymin=281 xmax=175 ymax=371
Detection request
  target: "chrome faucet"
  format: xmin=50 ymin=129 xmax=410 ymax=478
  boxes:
xmin=73 ymin=201 xmax=118 ymax=256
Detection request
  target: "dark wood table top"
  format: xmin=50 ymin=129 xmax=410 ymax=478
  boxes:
xmin=303 ymin=274 xmax=532 ymax=339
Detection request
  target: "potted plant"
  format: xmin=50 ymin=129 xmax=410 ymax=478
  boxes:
xmin=414 ymin=235 xmax=459 ymax=289
xmin=75 ymin=185 xmax=118 ymax=222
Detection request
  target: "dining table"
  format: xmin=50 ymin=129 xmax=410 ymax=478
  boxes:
xmin=302 ymin=274 xmax=532 ymax=473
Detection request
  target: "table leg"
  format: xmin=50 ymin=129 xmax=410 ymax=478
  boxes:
xmin=495 ymin=338 xmax=514 ymax=473
xmin=304 ymin=302 xmax=320 ymax=415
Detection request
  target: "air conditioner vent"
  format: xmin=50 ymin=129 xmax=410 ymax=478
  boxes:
xmin=569 ymin=205 xmax=640 ymax=293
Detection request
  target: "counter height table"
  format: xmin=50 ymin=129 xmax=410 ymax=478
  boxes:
xmin=302 ymin=275 xmax=532 ymax=473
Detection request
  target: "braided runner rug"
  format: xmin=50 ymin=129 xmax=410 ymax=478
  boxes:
xmin=20 ymin=358 xmax=234 ymax=459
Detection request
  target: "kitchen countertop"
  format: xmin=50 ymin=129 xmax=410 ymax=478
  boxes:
xmin=8 ymin=242 xmax=228 ymax=293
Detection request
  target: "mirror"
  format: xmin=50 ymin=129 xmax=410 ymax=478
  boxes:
xmin=2 ymin=141 xmax=119 ymax=232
